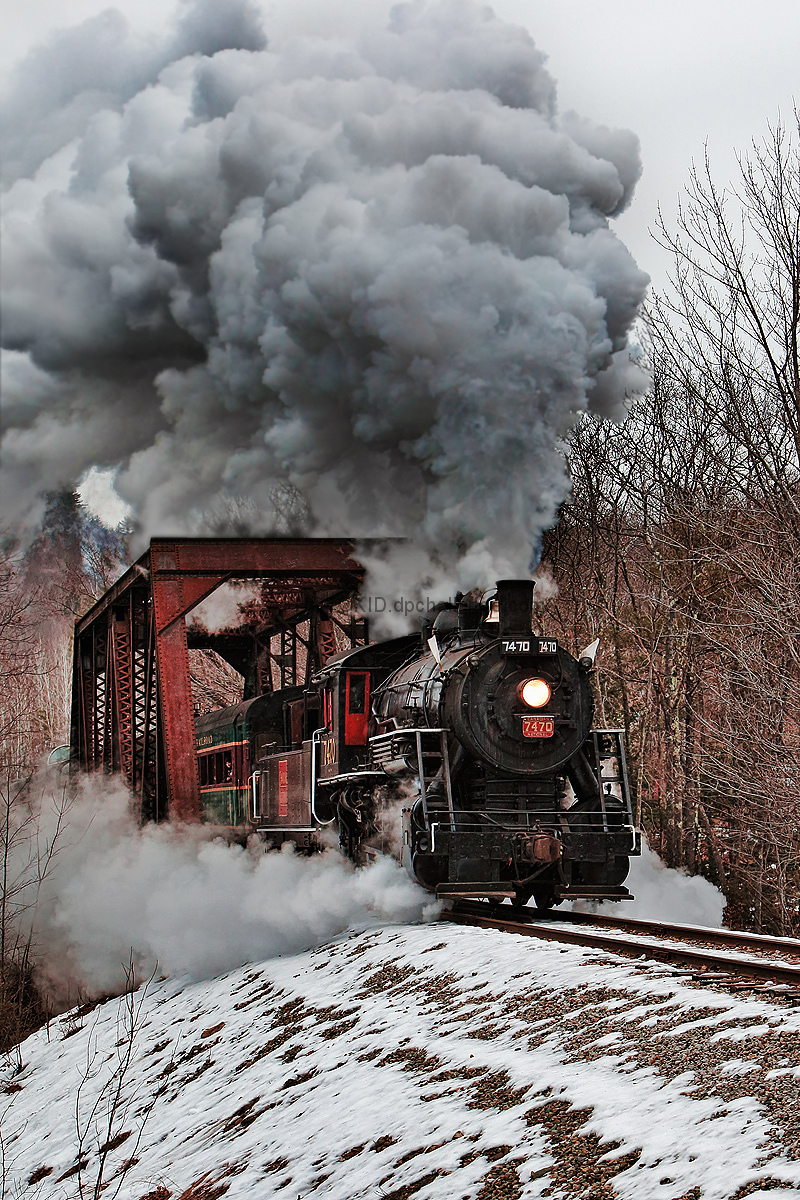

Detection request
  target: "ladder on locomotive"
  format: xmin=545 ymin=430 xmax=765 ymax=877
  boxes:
xmin=589 ymin=729 xmax=634 ymax=832
xmin=371 ymin=727 xmax=455 ymax=827
xmin=414 ymin=729 xmax=456 ymax=827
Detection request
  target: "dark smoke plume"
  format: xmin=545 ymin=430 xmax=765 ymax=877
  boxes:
xmin=1 ymin=0 xmax=648 ymax=594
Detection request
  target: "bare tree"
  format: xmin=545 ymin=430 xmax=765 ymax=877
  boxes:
xmin=648 ymin=113 xmax=800 ymax=528
xmin=540 ymin=115 xmax=800 ymax=931
xmin=0 ymin=514 xmax=128 ymax=1048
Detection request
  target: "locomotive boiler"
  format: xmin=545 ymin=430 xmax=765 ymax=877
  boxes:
xmin=196 ymin=579 xmax=640 ymax=908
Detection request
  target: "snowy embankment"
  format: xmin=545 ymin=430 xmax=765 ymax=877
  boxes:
xmin=5 ymin=923 xmax=800 ymax=1200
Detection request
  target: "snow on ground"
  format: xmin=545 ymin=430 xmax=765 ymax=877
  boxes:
xmin=5 ymin=921 xmax=800 ymax=1200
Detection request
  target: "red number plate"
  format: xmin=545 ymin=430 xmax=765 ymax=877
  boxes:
xmin=522 ymin=716 xmax=554 ymax=738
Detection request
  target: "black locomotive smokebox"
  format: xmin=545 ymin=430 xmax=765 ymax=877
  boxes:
xmin=443 ymin=643 xmax=594 ymax=774
xmin=496 ymin=580 xmax=534 ymax=635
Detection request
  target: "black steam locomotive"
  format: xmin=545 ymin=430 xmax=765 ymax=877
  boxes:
xmin=195 ymin=580 xmax=640 ymax=908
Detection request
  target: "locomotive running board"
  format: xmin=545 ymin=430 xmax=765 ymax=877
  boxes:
xmin=554 ymin=885 xmax=633 ymax=901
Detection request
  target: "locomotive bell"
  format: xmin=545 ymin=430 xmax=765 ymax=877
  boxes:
xmin=496 ymin=579 xmax=535 ymax=635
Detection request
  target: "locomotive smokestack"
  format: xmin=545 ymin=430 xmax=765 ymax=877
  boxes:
xmin=496 ymin=580 xmax=535 ymax=635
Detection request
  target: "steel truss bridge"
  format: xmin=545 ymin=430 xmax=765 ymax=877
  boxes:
xmin=69 ymin=538 xmax=366 ymax=821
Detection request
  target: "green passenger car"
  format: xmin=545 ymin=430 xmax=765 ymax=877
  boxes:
xmin=194 ymin=694 xmax=285 ymax=825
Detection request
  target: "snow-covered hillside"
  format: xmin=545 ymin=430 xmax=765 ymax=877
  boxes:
xmin=5 ymin=922 xmax=800 ymax=1200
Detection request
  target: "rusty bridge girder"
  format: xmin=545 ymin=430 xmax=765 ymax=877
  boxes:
xmin=70 ymin=538 xmax=367 ymax=822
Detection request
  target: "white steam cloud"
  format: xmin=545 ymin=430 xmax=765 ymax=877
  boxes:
xmin=15 ymin=777 xmax=436 ymax=1004
xmin=1 ymin=0 xmax=648 ymax=591
xmin=572 ymin=840 xmax=726 ymax=928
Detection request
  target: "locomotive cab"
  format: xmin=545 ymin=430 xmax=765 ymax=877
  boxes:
xmin=242 ymin=635 xmax=418 ymax=854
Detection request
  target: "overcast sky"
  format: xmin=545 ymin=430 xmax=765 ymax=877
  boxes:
xmin=3 ymin=0 xmax=798 ymax=293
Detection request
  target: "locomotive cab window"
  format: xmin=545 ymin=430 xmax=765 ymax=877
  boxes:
xmin=348 ymin=674 xmax=367 ymax=713
xmin=344 ymin=672 xmax=370 ymax=745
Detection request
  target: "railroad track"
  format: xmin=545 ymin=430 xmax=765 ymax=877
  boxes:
xmin=443 ymin=899 xmax=800 ymax=991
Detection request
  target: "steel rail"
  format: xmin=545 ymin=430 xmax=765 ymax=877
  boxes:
xmin=558 ymin=909 xmax=800 ymax=957
xmin=443 ymin=903 xmax=800 ymax=985
xmin=448 ymin=898 xmax=800 ymax=958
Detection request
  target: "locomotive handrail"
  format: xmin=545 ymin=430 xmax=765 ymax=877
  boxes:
xmin=591 ymin=728 xmax=636 ymax=832
xmin=416 ymin=730 xmax=430 ymax=823
xmin=440 ymin=729 xmax=455 ymax=826
xmin=310 ymin=726 xmax=336 ymax=825
xmin=320 ymin=769 xmax=386 ymax=783
xmin=429 ymin=808 xmax=638 ymax=835
xmin=369 ymin=727 xmax=455 ymax=828
xmin=254 ymin=825 xmax=317 ymax=834
xmin=368 ymin=726 xmax=451 ymax=742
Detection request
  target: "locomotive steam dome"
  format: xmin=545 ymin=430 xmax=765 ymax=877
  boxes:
xmin=375 ymin=580 xmax=594 ymax=775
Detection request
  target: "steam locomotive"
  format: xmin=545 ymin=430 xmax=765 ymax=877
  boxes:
xmin=195 ymin=580 xmax=640 ymax=908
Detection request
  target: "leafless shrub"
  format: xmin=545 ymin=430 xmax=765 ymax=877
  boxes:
xmin=73 ymin=960 xmax=160 ymax=1200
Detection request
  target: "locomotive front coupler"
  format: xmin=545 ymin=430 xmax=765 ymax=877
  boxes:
xmin=508 ymin=829 xmax=563 ymax=888
xmin=510 ymin=828 xmax=562 ymax=868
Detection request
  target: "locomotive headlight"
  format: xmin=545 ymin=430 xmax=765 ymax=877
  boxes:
xmin=520 ymin=678 xmax=551 ymax=708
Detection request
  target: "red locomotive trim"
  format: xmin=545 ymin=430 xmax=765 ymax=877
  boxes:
xmin=278 ymin=759 xmax=289 ymax=817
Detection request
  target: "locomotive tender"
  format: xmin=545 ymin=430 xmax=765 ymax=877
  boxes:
xmin=195 ymin=579 xmax=641 ymax=908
